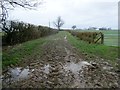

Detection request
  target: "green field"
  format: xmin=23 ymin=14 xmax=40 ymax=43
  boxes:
xmin=66 ymin=31 xmax=118 ymax=66
xmin=77 ymin=30 xmax=119 ymax=46
xmin=0 ymin=32 xmax=2 ymax=36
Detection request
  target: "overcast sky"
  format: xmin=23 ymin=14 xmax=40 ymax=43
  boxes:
xmin=8 ymin=0 xmax=119 ymax=29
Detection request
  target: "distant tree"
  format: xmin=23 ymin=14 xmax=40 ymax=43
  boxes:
xmin=72 ymin=25 xmax=76 ymax=30
xmin=88 ymin=27 xmax=97 ymax=30
xmin=53 ymin=16 xmax=64 ymax=30
xmin=108 ymin=28 xmax=111 ymax=30
xmin=99 ymin=27 xmax=107 ymax=30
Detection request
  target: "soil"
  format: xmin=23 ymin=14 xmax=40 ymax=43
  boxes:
xmin=2 ymin=34 xmax=119 ymax=88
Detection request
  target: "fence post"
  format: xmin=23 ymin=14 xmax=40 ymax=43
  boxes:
xmin=101 ymin=33 xmax=104 ymax=44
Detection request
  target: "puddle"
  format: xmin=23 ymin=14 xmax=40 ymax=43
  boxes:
xmin=103 ymin=66 xmax=113 ymax=70
xmin=9 ymin=67 xmax=22 ymax=79
xmin=64 ymin=35 xmax=67 ymax=41
xmin=63 ymin=61 xmax=91 ymax=74
xmin=3 ymin=66 xmax=33 ymax=83
xmin=43 ymin=64 xmax=50 ymax=74
xmin=9 ymin=67 xmax=30 ymax=80
xmin=18 ymin=68 xmax=30 ymax=79
xmin=63 ymin=61 xmax=91 ymax=88
xmin=65 ymin=48 xmax=71 ymax=55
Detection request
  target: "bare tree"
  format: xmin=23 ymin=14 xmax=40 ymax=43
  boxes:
xmin=0 ymin=0 xmax=42 ymax=23
xmin=72 ymin=25 xmax=76 ymax=30
xmin=53 ymin=16 xmax=64 ymax=30
xmin=0 ymin=0 xmax=42 ymax=34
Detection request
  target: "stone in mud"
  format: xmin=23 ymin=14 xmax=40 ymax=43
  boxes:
xmin=30 ymin=63 xmax=38 ymax=66
xmin=67 ymin=60 xmax=70 ymax=62
xmin=112 ymin=82 xmax=119 ymax=88
xmin=51 ymin=72 xmax=59 ymax=76
xmin=48 ymin=57 xmax=52 ymax=60
xmin=103 ymin=66 xmax=113 ymax=71
xmin=88 ymin=62 xmax=98 ymax=70
xmin=51 ymin=68 xmax=59 ymax=72
xmin=46 ymin=81 xmax=54 ymax=85
xmin=83 ymin=53 xmax=88 ymax=56
xmin=107 ymin=72 xmax=117 ymax=76
xmin=50 ymin=64 xmax=56 ymax=67
xmin=94 ymin=83 xmax=102 ymax=88
xmin=55 ymin=56 xmax=60 ymax=60
xmin=102 ymin=62 xmax=109 ymax=66
xmin=91 ymin=62 xmax=98 ymax=67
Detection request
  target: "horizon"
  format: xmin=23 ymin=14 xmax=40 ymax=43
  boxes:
xmin=8 ymin=0 xmax=119 ymax=29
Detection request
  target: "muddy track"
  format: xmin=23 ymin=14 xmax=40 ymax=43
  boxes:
xmin=2 ymin=34 xmax=119 ymax=88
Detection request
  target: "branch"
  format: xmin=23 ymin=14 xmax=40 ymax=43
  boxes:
xmin=0 ymin=0 xmax=42 ymax=32
xmin=0 ymin=0 xmax=42 ymax=23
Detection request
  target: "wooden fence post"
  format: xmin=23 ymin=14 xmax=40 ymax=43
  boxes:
xmin=101 ymin=33 xmax=104 ymax=44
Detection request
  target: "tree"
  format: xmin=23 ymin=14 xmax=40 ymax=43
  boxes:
xmin=0 ymin=0 xmax=42 ymax=23
xmin=88 ymin=27 xmax=97 ymax=30
xmin=99 ymin=27 xmax=107 ymax=30
xmin=72 ymin=25 xmax=76 ymax=30
xmin=1 ymin=0 xmax=42 ymax=45
xmin=0 ymin=0 xmax=42 ymax=35
xmin=53 ymin=16 xmax=64 ymax=30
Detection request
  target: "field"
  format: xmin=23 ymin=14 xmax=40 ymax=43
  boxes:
xmin=2 ymin=31 xmax=118 ymax=69
xmin=2 ymin=31 xmax=119 ymax=88
xmin=77 ymin=30 xmax=118 ymax=46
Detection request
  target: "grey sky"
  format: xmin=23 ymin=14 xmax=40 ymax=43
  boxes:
xmin=8 ymin=0 xmax=119 ymax=29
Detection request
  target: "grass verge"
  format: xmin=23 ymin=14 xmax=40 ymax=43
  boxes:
xmin=2 ymin=38 xmax=47 ymax=69
xmin=66 ymin=31 xmax=118 ymax=64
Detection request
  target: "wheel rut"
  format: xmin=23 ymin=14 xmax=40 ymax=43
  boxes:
xmin=2 ymin=34 xmax=119 ymax=88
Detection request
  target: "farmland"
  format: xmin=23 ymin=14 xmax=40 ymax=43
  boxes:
xmin=2 ymin=31 xmax=119 ymax=88
xmin=77 ymin=30 xmax=118 ymax=46
xmin=1 ymin=0 xmax=119 ymax=88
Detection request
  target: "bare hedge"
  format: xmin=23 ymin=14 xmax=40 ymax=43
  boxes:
xmin=2 ymin=21 xmax=58 ymax=45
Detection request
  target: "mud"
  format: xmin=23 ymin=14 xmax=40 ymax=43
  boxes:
xmin=2 ymin=34 xmax=119 ymax=88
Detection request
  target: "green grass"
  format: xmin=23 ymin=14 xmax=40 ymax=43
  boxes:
xmin=0 ymin=32 xmax=5 ymax=36
xmin=66 ymin=31 xmax=118 ymax=64
xmin=2 ymin=32 xmax=62 ymax=69
xmin=2 ymin=38 xmax=47 ymax=69
xmin=0 ymin=52 xmax=2 ymax=71
xmin=76 ymin=30 xmax=119 ymax=46
xmin=0 ymin=32 xmax=2 ymax=36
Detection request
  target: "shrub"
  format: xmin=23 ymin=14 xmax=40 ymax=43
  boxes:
xmin=2 ymin=21 xmax=58 ymax=46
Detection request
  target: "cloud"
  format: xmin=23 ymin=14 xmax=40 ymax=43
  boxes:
xmin=8 ymin=0 xmax=119 ymax=29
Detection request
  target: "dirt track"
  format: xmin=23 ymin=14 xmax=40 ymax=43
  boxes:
xmin=2 ymin=32 xmax=119 ymax=88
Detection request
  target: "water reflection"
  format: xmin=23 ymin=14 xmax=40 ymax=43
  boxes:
xmin=63 ymin=61 xmax=91 ymax=74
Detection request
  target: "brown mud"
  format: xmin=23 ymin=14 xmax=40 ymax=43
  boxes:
xmin=2 ymin=34 xmax=119 ymax=88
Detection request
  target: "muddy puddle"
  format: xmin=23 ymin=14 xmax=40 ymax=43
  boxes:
xmin=64 ymin=35 xmax=67 ymax=41
xmin=2 ymin=64 xmax=51 ymax=84
xmin=63 ymin=61 xmax=91 ymax=74
xmin=62 ymin=61 xmax=92 ymax=88
xmin=2 ymin=66 xmax=34 ymax=84
xmin=43 ymin=64 xmax=50 ymax=74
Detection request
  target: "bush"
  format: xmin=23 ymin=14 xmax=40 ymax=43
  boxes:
xmin=68 ymin=31 xmax=104 ymax=44
xmin=2 ymin=21 xmax=58 ymax=46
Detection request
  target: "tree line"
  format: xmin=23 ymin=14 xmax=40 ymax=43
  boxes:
xmin=2 ymin=21 xmax=58 ymax=46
